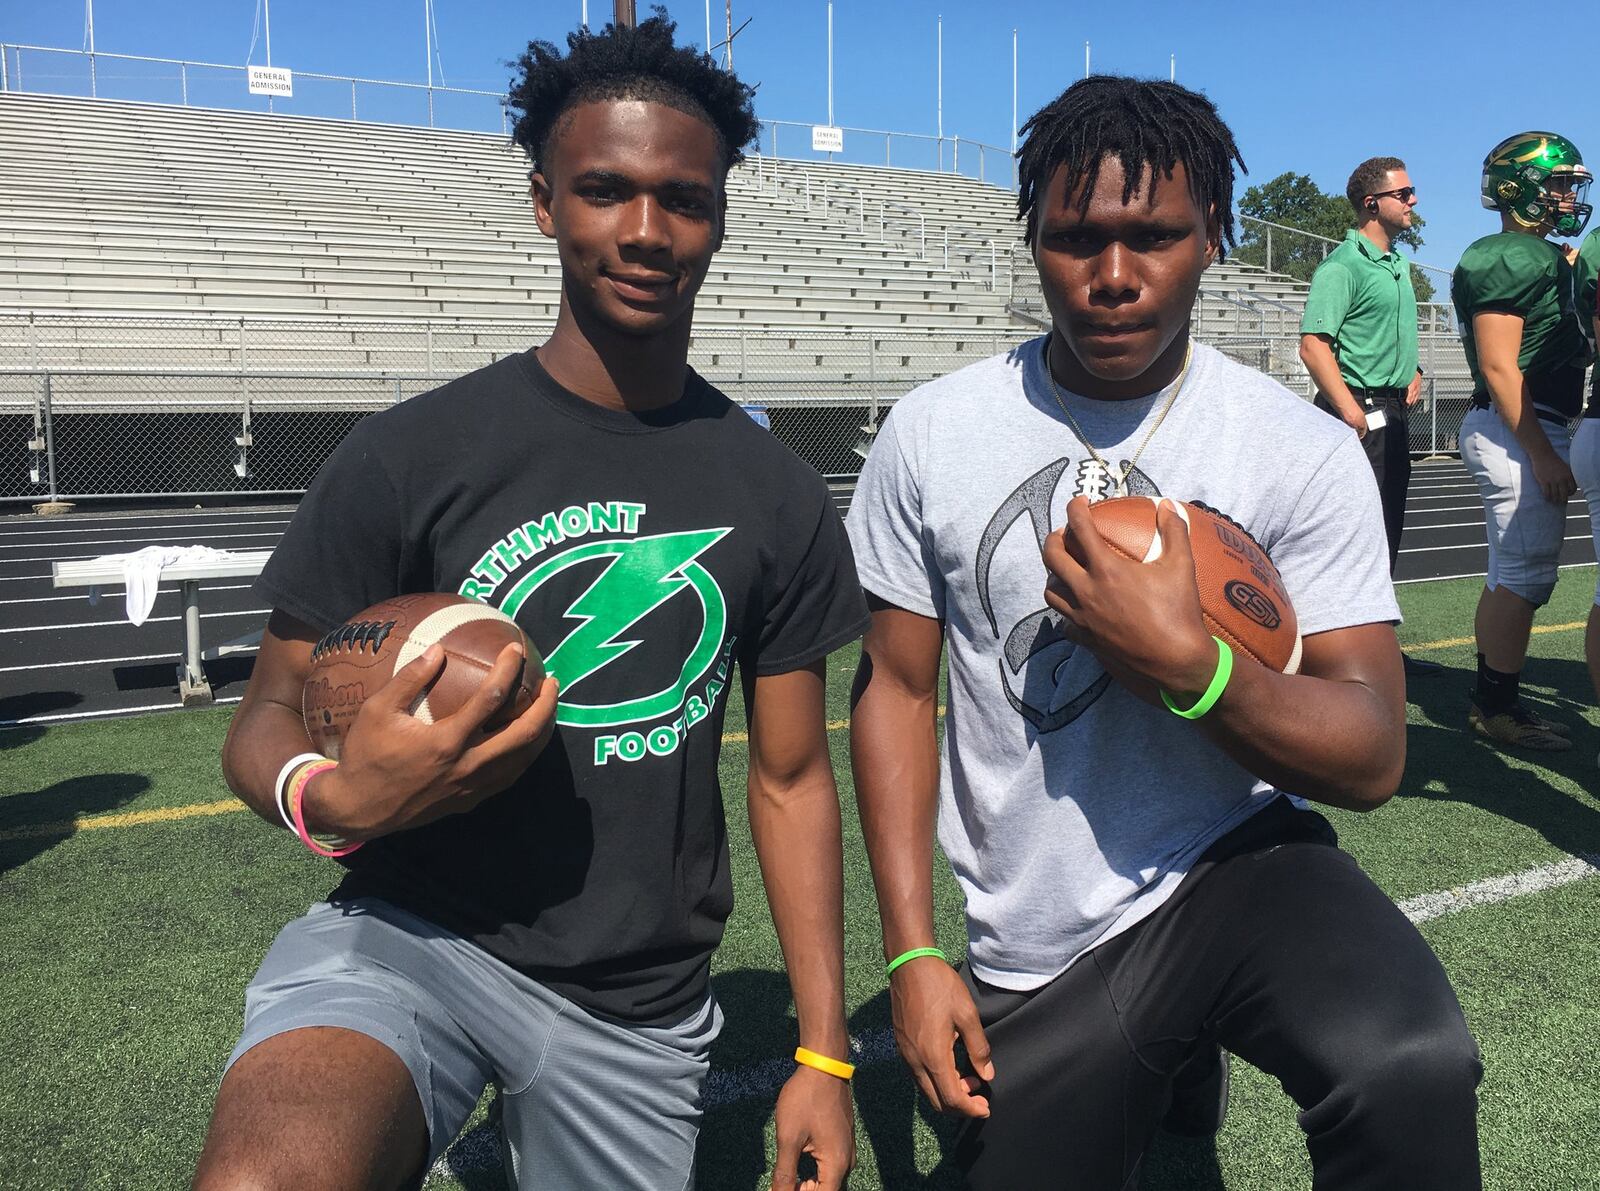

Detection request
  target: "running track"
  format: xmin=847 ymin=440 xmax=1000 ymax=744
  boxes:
xmin=1 ymin=461 xmax=1594 ymax=727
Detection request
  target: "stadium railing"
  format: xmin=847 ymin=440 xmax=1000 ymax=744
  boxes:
xmin=0 ymin=43 xmax=1013 ymax=183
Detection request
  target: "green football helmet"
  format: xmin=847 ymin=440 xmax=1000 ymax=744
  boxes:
xmin=1480 ymin=132 xmax=1593 ymax=236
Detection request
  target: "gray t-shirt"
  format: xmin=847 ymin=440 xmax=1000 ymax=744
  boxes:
xmin=847 ymin=338 xmax=1400 ymax=993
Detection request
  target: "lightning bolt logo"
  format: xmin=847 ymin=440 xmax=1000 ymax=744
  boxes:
xmin=496 ymin=527 xmax=732 ymax=729
xmin=544 ymin=528 xmax=726 ymax=691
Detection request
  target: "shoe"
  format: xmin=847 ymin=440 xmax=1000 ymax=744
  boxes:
xmin=1161 ymin=1047 xmax=1230 ymax=1138
xmin=1524 ymin=706 xmax=1572 ymax=736
xmin=1402 ymin=653 xmax=1444 ymax=677
xmin=1467 ymin=700 xmax=1573 ymax=751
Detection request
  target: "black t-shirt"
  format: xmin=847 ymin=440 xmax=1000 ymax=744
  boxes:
xmin=257 ymin=350 xmax=869 ymax=1024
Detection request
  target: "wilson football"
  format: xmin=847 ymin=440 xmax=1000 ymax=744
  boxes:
xmin=302 ymin=592 xmax=543 ymax=760
xmin=1070 ymin=496 xmax=1302 ymax=674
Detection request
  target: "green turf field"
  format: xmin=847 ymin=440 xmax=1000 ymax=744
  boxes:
xmin=2 ymin=569 xmax=1597 ymax=1189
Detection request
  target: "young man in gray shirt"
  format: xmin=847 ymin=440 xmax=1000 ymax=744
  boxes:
xmin=848 ymin=76 xmax=1481 ymax=1189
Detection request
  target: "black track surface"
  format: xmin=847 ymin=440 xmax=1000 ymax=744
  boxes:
xmin=1 ymin=462 xmax=1593 ymax=726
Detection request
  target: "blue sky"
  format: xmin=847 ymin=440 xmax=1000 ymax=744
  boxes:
xmin=3 ymin=0 xmax=1595 ymax=271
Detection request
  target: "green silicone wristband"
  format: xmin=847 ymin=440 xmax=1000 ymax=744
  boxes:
xmin=1160 ymin=637 xmax=1234 ymax=720
xmin=886 ymin=947 xmax=948 ymax=977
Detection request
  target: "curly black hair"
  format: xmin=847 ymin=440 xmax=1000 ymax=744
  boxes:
xmin=1016 ymin=75 xmax=1246 ymax=256
xmin=507 ymin=8 xmax=759 ymax=177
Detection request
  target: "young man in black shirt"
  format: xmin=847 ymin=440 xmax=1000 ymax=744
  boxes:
xmin=194 ymin=17 xmax=866 ymax=1190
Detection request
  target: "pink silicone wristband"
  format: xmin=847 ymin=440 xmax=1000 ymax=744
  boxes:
xmin=288 ymin=760 xmax=363 ymax=858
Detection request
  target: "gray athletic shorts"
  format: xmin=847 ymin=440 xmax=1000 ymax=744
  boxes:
xmin=1572 ymin=418 xmax=1600 ymax=606
xmin=1460 ymin=405 xmax=1573 ymax=605
xmin=227 ymin=898 xmax=721 ymax=1189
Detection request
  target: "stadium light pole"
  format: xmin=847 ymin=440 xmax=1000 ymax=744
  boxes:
xmin=615 ymin=1 xmax=636 ymax=29
xmin=582 ymin=2 xmax=588 ymax=29
xmin=705 ymin=0 xmax=711 ymax=56
xmin=936 ymin=14 xmax=943 ymax=173
xmin=1170 ymin=53 xmax=1175 ymax=81
xmin=827 ymin=2 xmax=833 ymax=128
xmin=1011 ymin=28 xmax=1017 ymax=189
xmin=85 ymin=0 xmax=96 ymax=98
xmin=1084 ymin=40 xmax=1089 ymax=79
xmin=263 ymin=0 xmax=274 ymax=113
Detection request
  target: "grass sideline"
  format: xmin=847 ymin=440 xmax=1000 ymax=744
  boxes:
xmin=0 ymin=568 xmax=1596 ymax=1189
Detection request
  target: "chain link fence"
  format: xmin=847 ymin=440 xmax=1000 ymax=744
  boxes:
xmin=1 ymin=285 xmax=1559 ymax=505
xmin=0 ymin=319 xmax=1035 ymax=503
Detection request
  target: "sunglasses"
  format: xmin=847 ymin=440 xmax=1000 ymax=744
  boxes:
xmin=1367 ymin=186 xmax=1417 ymax=203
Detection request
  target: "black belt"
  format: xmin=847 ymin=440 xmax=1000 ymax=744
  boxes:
xmin=1349 ymin=386 xmax=1406 ymax=403
xmin=1467 ymin=393 xmax=1570 ymax=425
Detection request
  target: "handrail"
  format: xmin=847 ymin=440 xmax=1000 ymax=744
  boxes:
xmin=1237 ymin=213 xmax=1452 ymax=280
xmin=766 ymin=162 xmax=928 ymax=259
xmin=0 ymin=42 xmax=502 ymax=97
xmin=938 ymin=228 xmax=1000 ymax=291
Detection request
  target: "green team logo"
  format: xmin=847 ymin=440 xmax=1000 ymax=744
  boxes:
xmin=458 ymin=503 xmax=735 ymax=766
xmin=497 ymin=526 xmax=731 ymax=724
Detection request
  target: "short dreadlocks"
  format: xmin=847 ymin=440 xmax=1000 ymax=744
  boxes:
xmin=1016 ymin=75 xmax=1246 ymax=255
xmin=507 ymin=8 xmax=758 ymax=177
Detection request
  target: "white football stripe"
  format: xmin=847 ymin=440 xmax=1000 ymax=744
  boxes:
xmin=1284 ymin=634 xmax=1303 ymax=675
xmin=391 ymin=602 xmax=520 ymax=724
xmin=1139 ymin=498 xmax=1191 ymax=563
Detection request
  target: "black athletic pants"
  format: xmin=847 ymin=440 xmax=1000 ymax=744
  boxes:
xmin=1314 ymin=390 xmax=1411 ymax=575
xmin=953 ymin=798 xmax=1482 ymax=1191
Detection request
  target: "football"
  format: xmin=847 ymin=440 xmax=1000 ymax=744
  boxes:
xmin=301 ymin=592 xmax=544 ymax=760
xmin=1069 ymin=496 xmax=1302 ymax=674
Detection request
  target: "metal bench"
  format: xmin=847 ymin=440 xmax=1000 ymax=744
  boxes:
xmin=51 ymin=549 xmax=273 ymax=706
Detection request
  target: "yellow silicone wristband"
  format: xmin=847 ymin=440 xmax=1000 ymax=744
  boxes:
xmin=794 ymin=1046 xmax=855 ymax=1081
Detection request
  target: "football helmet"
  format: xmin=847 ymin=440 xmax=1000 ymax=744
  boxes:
xmin=1481 ymin=132 xmax=1593 ymax=237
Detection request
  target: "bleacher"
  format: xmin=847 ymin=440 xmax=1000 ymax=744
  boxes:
xmin=0 ymin=92 xmax=1021 ymax=374
xmin=0 ymin=92 xmax=1336 ymax=372
xmin=10 ymin=90 xmax=1463 ymax=501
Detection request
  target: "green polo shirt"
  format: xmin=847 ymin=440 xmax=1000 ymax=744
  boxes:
xmin=1300 ymin=229 xmax=1420 ymax=389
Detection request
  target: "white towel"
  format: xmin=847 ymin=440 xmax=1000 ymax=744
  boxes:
xmin=85 ymin=545 xmax=239 ymax=626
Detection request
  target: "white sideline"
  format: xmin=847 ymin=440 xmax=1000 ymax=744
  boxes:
xmin=424 ymin=850 xmax=1600 ymax=1184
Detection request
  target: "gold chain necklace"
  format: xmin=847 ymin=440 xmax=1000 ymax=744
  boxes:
xmin=1045 ymin=339 xmax=1195 ymax=496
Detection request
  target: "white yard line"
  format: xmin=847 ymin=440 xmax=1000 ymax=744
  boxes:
xmin=0 ymin=651 xmax=178 ymax=674
xmin=0 ymin=584 xmax=256 ymax=607
xmin=1400 ymin=533 xmax=1591 ymax=555
xmin=0 ymin=608 xmax=268 ymax=634
xmin=1398 ymin=855 xmax=1600 ymax=924
xmin=1396 ymin=561 xmax=1594 ymax=585
xmin=0 ymin=696 xmax=243 ymax=725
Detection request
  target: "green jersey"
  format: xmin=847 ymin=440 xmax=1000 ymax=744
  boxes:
xmin=1452 ymin=231 xmax=1590 ymax=416
xmin=1576 ymin=227 xmax=1600 ymax=352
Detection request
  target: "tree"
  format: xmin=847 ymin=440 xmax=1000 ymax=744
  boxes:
xmin=1233 ymin=172 xmax=1434 ymax=301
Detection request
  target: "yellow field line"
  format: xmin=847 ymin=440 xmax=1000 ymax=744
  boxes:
xmin=1409 ymin=620 xmax=1588 ymax=654
xmin=0 ymin=797 xmax=242 ymax=842
xmin=3 ymin=711 xmax=928 ymax=841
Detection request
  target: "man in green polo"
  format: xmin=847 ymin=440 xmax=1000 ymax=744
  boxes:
xmin=1299 ymin=155 xmax=1438 ymax=676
